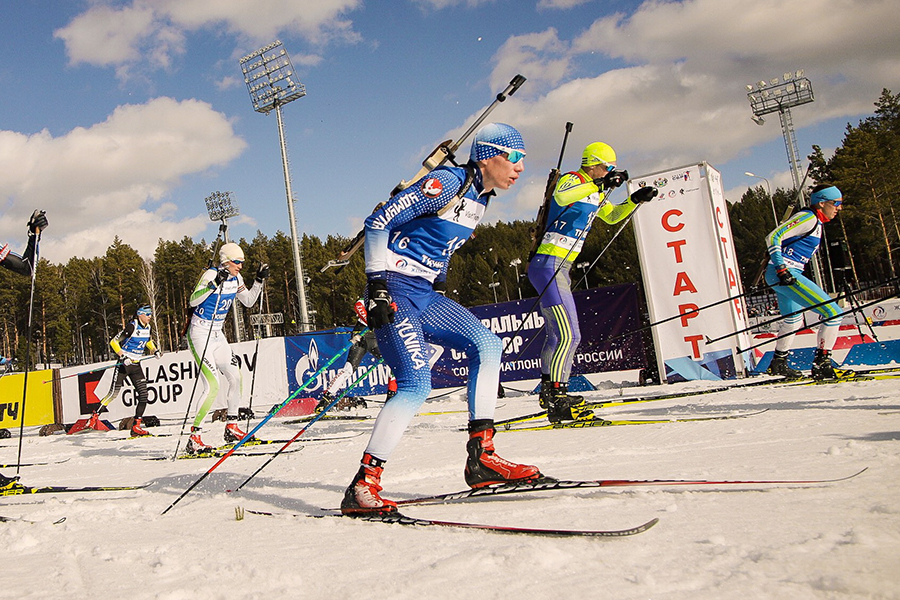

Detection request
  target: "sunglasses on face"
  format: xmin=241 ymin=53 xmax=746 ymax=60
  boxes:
xmin=231 ymin=259 xmax=244 ymax=265
xmin=478 ymin=141 xmax=526 ymax=164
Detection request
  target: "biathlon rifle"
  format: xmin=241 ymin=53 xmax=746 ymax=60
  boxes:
xmin=320 ymin=74 xmax=527 ymax=274
xmin=528 ymin=122 xmax=573 ymax=260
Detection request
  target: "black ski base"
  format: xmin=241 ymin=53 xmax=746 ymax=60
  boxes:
xmin=245 ymin=508 xmax=657 ymax=537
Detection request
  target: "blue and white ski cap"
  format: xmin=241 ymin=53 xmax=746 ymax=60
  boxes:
xmin=470 ymin=123 xmax=525 ymax=162
xmin=136 ymin=305 xmax=152 ymax=316
xmin=809 ymin=185 xmax=842 ymax=205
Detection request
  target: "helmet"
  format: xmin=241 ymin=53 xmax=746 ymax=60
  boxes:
xmin=469 ymin=123 xmax=525 ymax=162
xmin=809 ymin=185 xmax=842 ymax=206
xmin=582 ymin=142 xmax=616 ymax=168
xmin=219 ymin=242 xmax=245 ymax=264
xmin=136 ymin=305 xmax=152 ymax=317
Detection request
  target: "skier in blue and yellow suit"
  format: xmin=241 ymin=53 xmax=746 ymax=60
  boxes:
xmin=341 ymin=123 xmax=543 ymax=516
xmin=527 ymin=142 xmax=657 ymax=423
xmin=764 ymin=184 xmax=844 ymax=380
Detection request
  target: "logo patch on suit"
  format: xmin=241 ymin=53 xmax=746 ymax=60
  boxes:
xmin=421 ymin=178 xmax=443 ymax=198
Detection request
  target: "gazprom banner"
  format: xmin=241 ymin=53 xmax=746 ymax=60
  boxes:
xmin=284 ymin=283 xmax=647 ymax=396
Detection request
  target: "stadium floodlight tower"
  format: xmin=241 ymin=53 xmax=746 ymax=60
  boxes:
xmin=239 ymin=40 xmax=312 ymax=333
xmin=746 ymin=70 xmax=814 ymax=192
xmin=205 ymin=190 xmax=244 ymax=341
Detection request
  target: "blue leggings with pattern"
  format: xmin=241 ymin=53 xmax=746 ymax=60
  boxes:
xmin=765 ymin=263 xmax=841 ymax=352
xmin=365 ymin=274 xmax=502 ymax=460
xmin=527 ymin=253 xmax=581 ymax=383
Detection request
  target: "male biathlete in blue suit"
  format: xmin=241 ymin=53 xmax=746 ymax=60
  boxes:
xmin=341 ymin=123 xmax=543 ymax=516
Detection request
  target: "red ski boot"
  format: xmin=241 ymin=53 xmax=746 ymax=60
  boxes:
xmin=224 ymin=420 xmax=257 ymax=443
xmin=341 ymin=453 xmax=398 ymax=516
xmin=464 ymin=420 xmax=541 ymax=488
xmin=130 ymin=418 xmax=150 ymax=437
xmin=186 ymin=428 xmax=213 ymax=455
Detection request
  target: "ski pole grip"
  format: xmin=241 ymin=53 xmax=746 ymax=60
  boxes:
xmin=499 ymin=74 xmax=526 ymax=101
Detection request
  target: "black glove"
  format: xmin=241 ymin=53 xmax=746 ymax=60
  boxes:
xmin=631 ymin=186 xmax=658 ymax=204
xmin=433 ymin=280 xmax=447 ymax=296
xmin=776 ymin=266 xmax=796 ymax=286
xmin=255 ymin=263 xmax=270 ymax=283
xmin=154 ymin=350 xmax=163 ymax=359
xmin=213 ymin=267 xmax=230 ymax=288
xmin=28 ymin=210 xmax=48 ymax=235
xmin=366 ymin=279 xmax=395 ymax=329
xmin=595 ymin=169 xmax=629 ymax=190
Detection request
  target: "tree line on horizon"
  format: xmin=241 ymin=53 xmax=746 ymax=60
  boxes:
xmin=2 ymin=89 xmax=897 ymax=369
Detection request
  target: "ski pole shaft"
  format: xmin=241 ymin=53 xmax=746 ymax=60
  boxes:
xmin=232 ymin=359 xmax=385 ymax=493
xmin=15 ymin=231 xmax=40 ymax=475
xmin=573 ymin=204 xmax=642 ymax=291
xmin=706 ymin=275 xmax=900 ymax=346
xmin=736 ymin=290 xmax=899 ymax=354
xmin=161 ymin=329 xmax=368 ymax=514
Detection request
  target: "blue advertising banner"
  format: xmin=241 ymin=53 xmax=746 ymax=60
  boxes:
xmin=284 ymin=282 xmax=647 ymax=397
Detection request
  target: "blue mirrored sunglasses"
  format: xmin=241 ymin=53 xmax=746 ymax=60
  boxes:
xmin=478 ymin=141 xmax=526 ymax=164
xmin=830 ymin=200 xmax=842 ymax=207
xmin=231 ymin=259 xmax=244 ymax=265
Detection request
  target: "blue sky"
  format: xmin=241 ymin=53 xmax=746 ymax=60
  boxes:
xmin=1 ymin=0 xmax=898 ymax=263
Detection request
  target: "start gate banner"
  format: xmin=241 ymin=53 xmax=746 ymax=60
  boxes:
xmin=631 ymin=163 xmax=752 ymax=383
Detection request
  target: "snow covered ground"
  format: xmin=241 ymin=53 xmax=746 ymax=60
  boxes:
xmin=1 ymin=372 xmax=899 ymax=600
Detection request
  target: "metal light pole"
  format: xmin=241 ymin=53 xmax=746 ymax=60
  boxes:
xmin=240 ymin=40 xmax=312 ymax=332
xmin=576 ymin=261 xmax=590 ymax=289
xmin=509 ymin=258 xmax=522 ymax=299
xmin=488 ymin=282 xmax=500 ymax=304
xmin=744 ymin=172 xmax=778 ymax=226
xmin=205 ymin=191 xmax=244 ymax=341
xmin=747 ymin=70 xmax=822 ymax=285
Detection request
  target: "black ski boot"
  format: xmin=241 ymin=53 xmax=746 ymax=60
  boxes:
xmin=811 ymin=349 xmax=837 ymax=380
xmin=544 ymin=382 xmax=593 ymax=423
xmin=767 ymin=350 xmax=803 ymax=379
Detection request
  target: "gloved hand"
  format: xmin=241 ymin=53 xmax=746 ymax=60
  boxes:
xmin=121 ymin=356 xmax=134 ymax=366
xmin=631 ymin=186 xmax=658 ymax=204
xmin=255 ymin=263 xmax=270 ymax=283
xmin=28 ymin=210 xmax=48 ymax=235
xmin=433 ymin=280 xmax=447 ymax=296
xmin=595 ymin=169 xmax=629 ymax=190
xmin=366 ymin=279 xmax=395 ymax=329
xmin=212 ymin=267 xmax=230 ymax=288
xmin=154 ymin=350 xmax=163 ymax=359
xmin=776 ymin=266 xmax=796 ymax=286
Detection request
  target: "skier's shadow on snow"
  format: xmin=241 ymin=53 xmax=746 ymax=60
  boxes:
xmin=833 ymin=431 xmax=900 ymax=442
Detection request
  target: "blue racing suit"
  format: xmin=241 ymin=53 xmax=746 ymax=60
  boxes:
xmin=362 ymin=164 xmax=502 ymax=459
xmin=765 ymin=208 xmax=841 ymax=352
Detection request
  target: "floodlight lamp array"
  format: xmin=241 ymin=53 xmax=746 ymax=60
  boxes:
xmin=239 ymin=40 xmax=306 ymax=114
xmin=205 ymin=190 xmax=240 ymax=222
xmin=746 ymin=70 xmax=813 ymax=117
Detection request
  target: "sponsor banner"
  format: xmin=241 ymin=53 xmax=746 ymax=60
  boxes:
xmin=632 ymin=163 xmax=750 ymax=382
xmin=284 ymin=283 xmax=646 ymax=396
xmin=433 ymin=283 xmax=646 ymax=389
xmin=0 ymin=370 xmax=55 ymax=427
xmin=57 ymin=338 xmax=287 ymax=424
xmin=284 ymin=331 xmax=398 ymax=399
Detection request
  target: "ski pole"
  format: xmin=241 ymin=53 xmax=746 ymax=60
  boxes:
xmin=161 ymin=329 xmax=368 ymax=514
xmin=15 ymin=226 xmax=41 ymax=476
xmin=231 ymin=358 xmax=385 ymax=493
xmin=705 ymin=275 xmax=900 ymax=346
xmin=735 ymin=290 xmax=900 ymax=355
xmin=572 ymin=203 xmax=643 ymax=291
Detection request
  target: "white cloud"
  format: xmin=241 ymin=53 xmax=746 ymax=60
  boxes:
xmin=0 ymin=97 xmax=246 ymax=260
xmin=476 ymin=0 xmax=900 ymax=221
xmin=54 ymin=0 xmax=363 ymax=75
